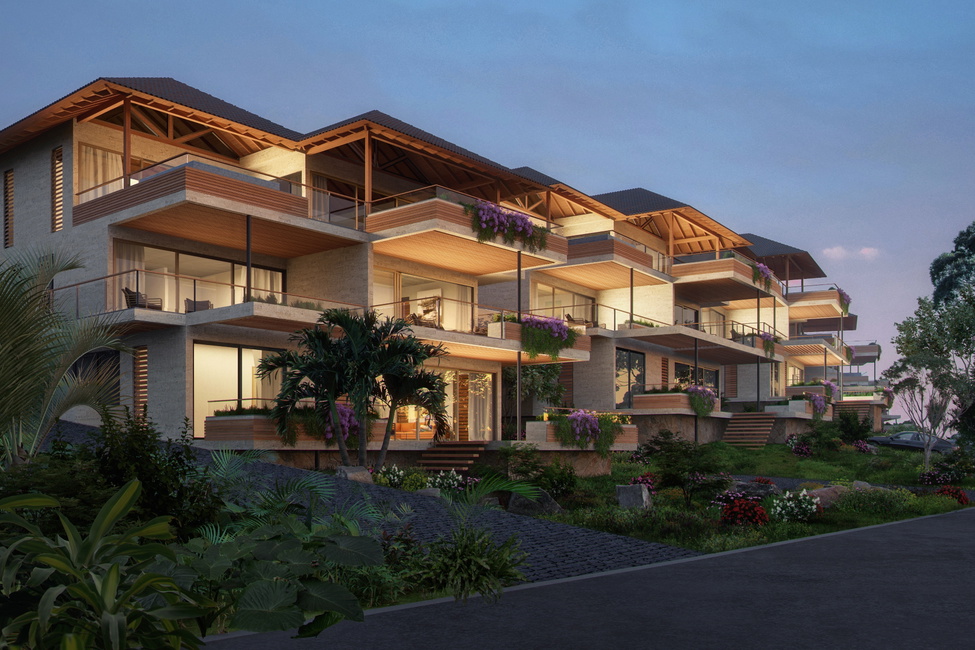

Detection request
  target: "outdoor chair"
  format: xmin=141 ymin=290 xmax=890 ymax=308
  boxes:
xmin=121 ymin=287 xmax=162 ymax=310
xmin=184 ymin=298 xmax=214 ymax=313
xmin=565 ymin=313 xmax=595 ymax=328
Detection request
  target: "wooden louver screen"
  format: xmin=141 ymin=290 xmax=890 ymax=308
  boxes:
xmin=51 ymin=147 xmax=63 ymax=232
xmin=558 ymin=363 xmax=574 ymax=406
xmin=661 ymin=358 xmax=669 ymax=387
xmin=133 ymin=346 xmax=148 ymax=414
xmin=725 ymin=365 xmax=738 ymax=398
xmin=2 ymin=170 xmax=12 ymax=248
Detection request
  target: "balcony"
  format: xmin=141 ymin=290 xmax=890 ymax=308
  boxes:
xmin=364 ymin=186 xmax=568 ymax=276
xmin=780 ymin=335 xmax=850 ymax=368
xmin=534 ymin=231 xmax=671 ymax=291
xmin=786 ymin=286 xmax=849 ymax=320
xmin=73 ymin=154 xmax=370 ymax=258
xmin=372 ymin=299 xmax=590 ymax=364
xmin=51 ymin=269 xmax=363 ymax=333
xmin=672 ymin=250 xmax=785 ymax=308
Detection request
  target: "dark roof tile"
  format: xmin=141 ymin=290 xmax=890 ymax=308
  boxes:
xmin=591 ymin=188 xmax=688 ymax=216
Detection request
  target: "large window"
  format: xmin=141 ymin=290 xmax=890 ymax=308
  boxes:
xmin=674 ymin=304 xmax=699 ymax=328
xmin=77 ymin=144 xmax=151 ymax=201
xmin=615 ymin=349 xmax=645 ymax=408
xmin=534 ymin=282 xmax=594 ymax=322
xmin=674 ymin=362 xmax=719 ymax=391
xmin=373 ymin=269 xmax=473 ymax=332
xmin=375 ymin=368 xmax=494 ymax=441
xmin=193 ymin=343 xmax=282 ymax=436
xmin=115 ymin=242 xmax=283 ymax=312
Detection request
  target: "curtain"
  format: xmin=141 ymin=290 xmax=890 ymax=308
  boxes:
xmin=79 ymin=144 xmax=123 ymax=199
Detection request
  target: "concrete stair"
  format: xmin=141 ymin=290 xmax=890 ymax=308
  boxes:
xmin=417 ymin=440 xmax=488 ymax=473
xmin=722 ymin=413 xmax=777 ymax=448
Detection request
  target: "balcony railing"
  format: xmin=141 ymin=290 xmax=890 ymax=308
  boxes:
xmin=367 ymin=185 xmax=563 ymax=236
xmin=371 ymin=297 xmax=522 ymax=339
xmin=51 ymin=269 xmax=363 ymax=318
xmin=76 ymin=153 xmax=366 ymax=229
xmin=673 ymin=249 xmax=786 ymax=294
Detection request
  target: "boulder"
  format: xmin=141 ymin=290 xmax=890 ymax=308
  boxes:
xmin=617 ymin=484 xmax=652 ymax=509
xmin=415 ymin=487 xmax=442 ymax=498
xmin=335 ymin=466 xmax=374 ymax=484
xmin=732 ymin=480 xmax=782 ymax=499
xmin=807 ymin=485 xmax=849 ymax=508
xmin=507 ymin=489 xmax=563 ymax=516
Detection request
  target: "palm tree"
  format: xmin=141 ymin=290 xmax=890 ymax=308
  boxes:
xmin=375 ymin=367 xmax=451 ymax=471
xmin=0 ymin=251 xmax=127 ymax=467
xmin=257 ymin=329 xmax=355 ymax=466
xmin=258 ymin=309 xmax=448 ymax=467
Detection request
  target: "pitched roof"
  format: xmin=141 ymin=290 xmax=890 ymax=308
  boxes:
xmin=103 ymin=77 xmax=304 ymax=140
xmin=737 ymin=233 xmax=827 ymax=280
xmin=591 ymin=188 xmax=689 ymax=216
xmin=510 ymin=166 xmax=562 ymax=186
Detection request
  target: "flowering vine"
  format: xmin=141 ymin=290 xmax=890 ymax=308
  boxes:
xmin=836 ymin=287 xmax=851 ymax=315
xmin=550 ymin=409 xmax=625 ymax=457
xmin=806 ymin=392 xmax=828 ymax=419
xmin=750 ymin=262 xmax=774 ymax=292
xmin=882 ymin=386 xmax=895 ymax=408
xmin=463 ymin=200 xmax=548 ymax=253
xmin=520 ymin=314 xmax=577 ymax=360
xmin=820 ymin=380 xmax=838 ymax=402
xmin=685 ymin=384 xmax=719 ymax=417
xmin=758 ymin=331 xmax=777 ymax=359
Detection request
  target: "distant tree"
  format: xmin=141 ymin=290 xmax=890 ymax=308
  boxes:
xmin=930 ymin=221 xmax=975 ymax=305
xmin=884 ymin=289 xmax=975 ymax=468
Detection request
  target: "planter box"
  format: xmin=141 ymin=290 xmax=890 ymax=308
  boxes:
xmin=632 ymin=393 xmax=692 ymax=411
xmin=205 ymin=414 xmax=385 ymax=444
xmin=766 ymin=400 xmax=814 ymax=415
xmin=524 ymin=421 xmax=638 ymax=445
xmin=487 ymin=321 xmax=521 ymax=341
xmin=785 ymin=385 xmax=833 ymax=402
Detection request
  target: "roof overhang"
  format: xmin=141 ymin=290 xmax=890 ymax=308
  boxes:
xmin=614 ymin=326 xmax=776 ymax=365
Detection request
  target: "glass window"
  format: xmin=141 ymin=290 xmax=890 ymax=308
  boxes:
xmin=534 ymin=282 xmax=594 ymax=321
xmin=674 ymin=305 xmax=699 ymax=328
xmin=674 ymin=362 xmax=719 ymax=390
xmin=193 ymin=343 xmax=282 ymax=437
xmin=373 ymin=269 xmax=473 ymax=332
xmin=615 ymin=349 xmax=646 ymax=408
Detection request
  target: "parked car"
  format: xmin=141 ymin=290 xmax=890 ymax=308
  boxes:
xmin=867 ymin=431 xmax=955 ymax=454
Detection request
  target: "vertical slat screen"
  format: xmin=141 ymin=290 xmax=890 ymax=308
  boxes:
xmin=3 ymin=170 xmax=12 ymax=248
xmin=133 ymin=346 xmax=148 ymax=415
xmin=725 ymin=365 xmax=738 ymax=398
xmin=51 ymin=147 xmax=64 ymax=232
xmin=558 ymin=363 xmax=574 ymax=406
xmin=661 ymin=358 xmax=669 ymax=388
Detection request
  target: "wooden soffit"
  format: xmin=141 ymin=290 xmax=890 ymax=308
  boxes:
xmin=535 ymin=261 xmax=666 ymax=291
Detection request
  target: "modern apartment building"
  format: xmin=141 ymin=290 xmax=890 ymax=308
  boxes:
xmin=0 ymin=77 xmax=886 ymax=452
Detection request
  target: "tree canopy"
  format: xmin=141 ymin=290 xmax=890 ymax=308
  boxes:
xmin=930 ymin=221 xmax=975 ymax=305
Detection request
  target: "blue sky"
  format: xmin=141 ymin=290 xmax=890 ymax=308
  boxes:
xmin=3 ymin=1 xmax=974 ymax=390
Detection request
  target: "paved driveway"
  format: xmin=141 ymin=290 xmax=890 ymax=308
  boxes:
xmin=208 ymin=508 xmax=975 ymax=649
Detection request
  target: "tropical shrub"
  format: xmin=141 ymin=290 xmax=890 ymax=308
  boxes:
xmin=428 ymin=470 xmax=464 ymax=492
xmin=721 ymin=499 xmax=769 ymax=526
xmin=831 ymin=487 xmax=918 ymax=517
xmin=373 ymin=463 xmax=406 ymax=488
xmin=421 ymin=525 xmax=527 ymax=603
xmin=79 ymin=410 xmax=221 ymax=538
xmin=499 ymin=443 xmax=544 ymax=480
xmin=769 ymin=490 xmax=821 ymax=522
xmin=0 ymin=480 xmax=211 ymax=649
xmin=401 ymin=472 xmax=428 ymax=492
xmin=686 ymin=385 xmax=719 ymax=417
xmin=538 ymin=458 xmax=578 ymax=499
xmin=934 ymin=485 xmax=970 ymax=505
xmin=932 ymin=450 xmax=975 ymax=482
xmin=918 ymin=469 xmax=952 ymax=486
xmin=644 ymin=430 xmax=730 ymax=505
xmin=629 ymin=471 xmax=658 ymax=495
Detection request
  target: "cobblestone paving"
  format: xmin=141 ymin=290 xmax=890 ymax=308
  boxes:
xmin=54 ymin=422 xmax=700 ymax=583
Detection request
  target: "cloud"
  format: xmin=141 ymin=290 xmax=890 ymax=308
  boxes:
xmin=821 ymin=246 xmax=881 ymax=261
xmin=822 ymin=246 xmax=849 ymax=260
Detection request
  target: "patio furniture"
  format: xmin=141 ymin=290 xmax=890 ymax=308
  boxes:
xmin=121 ymin=287 xmax=162 ymax=310
xmin=184 ymin=298 xmax=214 ymax=313
xmin=565 ymin=313 xmax=595 ymax=328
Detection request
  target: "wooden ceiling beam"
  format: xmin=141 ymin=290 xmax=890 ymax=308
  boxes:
xmin=304 ymin=130 xmax=367 ymax=155
xmin=172 ymin=128 xmax=215 ymax=145
xmin=128 ymin=105 xmax=162 ymax=137
xmin=76 ymin=98 xmax=125 ymax=123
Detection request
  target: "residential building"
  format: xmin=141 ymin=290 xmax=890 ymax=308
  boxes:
xmin=0 ymin=77 xmax=887 ymax=458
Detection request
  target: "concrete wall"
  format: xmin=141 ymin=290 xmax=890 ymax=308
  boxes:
xmin=288 ymin=243 xmax=371 ymax=306
xmin=572 ymin=337 xmax=618 ymax=411
xmin=633 ymin=414 xmax=728 ymax=445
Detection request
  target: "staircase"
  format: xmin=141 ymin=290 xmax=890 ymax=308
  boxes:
xmin=722 ymin=413 xmax=777 ymax=448
xmin=417 ymin=440 xmax=488 ymax=473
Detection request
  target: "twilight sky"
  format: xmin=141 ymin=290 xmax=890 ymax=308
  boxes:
xmin=3 ymin=1 xmax=974 ymax=391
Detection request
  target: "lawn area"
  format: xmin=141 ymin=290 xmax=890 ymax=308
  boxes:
xmin=540 ymin=441 xmax=972 ymax=554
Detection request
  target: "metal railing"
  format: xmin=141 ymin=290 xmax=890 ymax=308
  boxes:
xmin=371 ymin=297 xmax=523 ymax=339
xmin=368 ymin=185 xmax=563 ymax=235
xmin=673 ymin=249 xmax=787 ymax=294
xmin=50 ymin=269 xmax=363 ymax=318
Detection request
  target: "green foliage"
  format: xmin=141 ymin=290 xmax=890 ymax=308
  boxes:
xmin=830 ymin=487 xmax=919 ymax=517
xmin=0 ymin=251 xmax=127 ymax=467
xmin=0 ymin=480 xmax=210 ymax=649
xmin=519 ymin=321 xmax=577 ymax=360
xmin=834 ymin=410 xmax=874 ymax=444
xmin=931 ymin=220 xmax=975 ymax=306
xmin=169 ymin=520 xmax=381 ymax=637
xmin=538 ymin=458 xmax=578 ymax=499
xmin=640 ymin=430 xmax=730 ymax=505
xmin=499 ymin=443 xmax=544 ymax=480
xmin=401 ymin=472 xmax=428 ymax=492
xmin=502 ymin=364 xmax=566 ymax=409
xmin=420 ymin=524 xmax=527 ymax=603
xmin=81 ymin=410 xmax=221 ymax=539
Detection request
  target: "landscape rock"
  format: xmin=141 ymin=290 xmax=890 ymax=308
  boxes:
xmin=852 ymin=481 xmax=873 ymax=490
xmin=807 ymin=485 xmax=849 ymax=508
xmin=617 ymin=484 xmax=652 ymax=509
xmin=732 ymin=480 xmax=782 ymax=499
xmin=507 ymin=489 xmax=563 ymax=516
xmin=335 ymin=466 xmax=374 ymax=484
xmin=415 ymin=487 xmax=442 ymax=498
